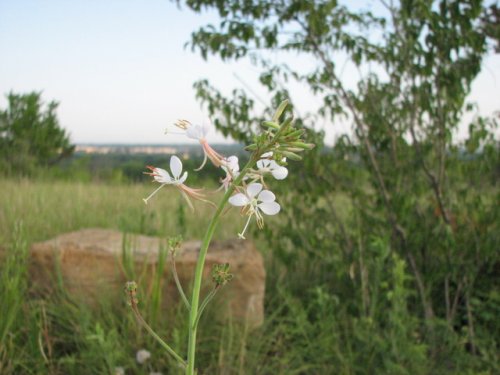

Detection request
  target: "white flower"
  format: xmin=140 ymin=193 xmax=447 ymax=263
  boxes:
xmin=256 ymin=152 xmax=288 ymax=180
xmin=143 ymin=155 xmax=211 ymax=210
xmin=172 ymin=120 xmax=225 ymax=170
xmin=219 ymin=155 xmax=240 ymax=191
xmin=223 ymin=155 xmax=240 ymax=174
xmin=136 ymin=349 xmax=151 ymax=364
xmin=229 ymin=183 xmax=280 ymax=239
xmin=114 ymin=367 xmax=125 ymax=375
xmin=185 ymin=123 xmax=209 ymax=141
xmin=143 ymin=155 xmax=188 ymax=204
xmin=146 ymin=155 xmax=187 ymax=186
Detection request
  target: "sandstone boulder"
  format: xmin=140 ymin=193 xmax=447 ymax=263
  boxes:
xmin=30 ymin=228 xmax=265 ymax=327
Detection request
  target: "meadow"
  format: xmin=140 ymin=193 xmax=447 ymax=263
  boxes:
xmin=0 ymin=177 xmax=260 ymax=374
xmin=1 ymin=151 xmax=499 ymax=374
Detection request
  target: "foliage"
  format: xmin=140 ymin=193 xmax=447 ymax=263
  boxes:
xmin=0 ymin=92 xmax=74 ymax=175
xmin=178 ymin=0 xmax=500 ymax=372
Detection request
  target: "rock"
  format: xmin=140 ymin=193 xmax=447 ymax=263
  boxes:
xmin=30 ymin=228 xmax=265 ymax=327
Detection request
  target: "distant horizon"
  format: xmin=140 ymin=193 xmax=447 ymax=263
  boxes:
xmin=74 ymin=141 xmax=240 ymax=146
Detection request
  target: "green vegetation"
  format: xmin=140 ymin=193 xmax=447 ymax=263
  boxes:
xmin=1 ymin=0 xmax=499 ymax=373
xmin=0 ymin=150 xmax=498 ymax=374
xmin=181 ymin=0 xmax=500 ymax=372
xmin=0 ymin=178 xmax=244 ymax=374
xmin=0 ymin=92 xmax=74 ymax=175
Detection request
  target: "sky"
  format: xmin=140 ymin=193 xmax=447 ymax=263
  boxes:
xmin=0 ymin=0 xmax=499 ymax=145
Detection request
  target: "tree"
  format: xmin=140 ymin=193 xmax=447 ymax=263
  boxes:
xmin=177 ymin=0 xmax=499 ymax=372
xmin=0 ymin=92 xmax=74 ymax=174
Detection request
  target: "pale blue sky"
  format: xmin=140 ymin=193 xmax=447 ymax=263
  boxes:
xmin=1 ymin=0 xmax=499 ymax=144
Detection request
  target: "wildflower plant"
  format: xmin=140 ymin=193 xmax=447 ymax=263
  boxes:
xmin=126 ymin=100 xmax=314 ymax=374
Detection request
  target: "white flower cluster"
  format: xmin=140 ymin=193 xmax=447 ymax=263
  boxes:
xmin=145 ymin=119 xmax=291 ymax=239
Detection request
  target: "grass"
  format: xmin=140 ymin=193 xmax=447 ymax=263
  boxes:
xmin=0 ymin=178 xmax=254 ymax=374
xmin=2 ymin=177 xmax=496 ymax=374
xmin=3 ymin=178 xmax=336 ymax=375
xmin=0 ymin=178 xmax=241 ymax=244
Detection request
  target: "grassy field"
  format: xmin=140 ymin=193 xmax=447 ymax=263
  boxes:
xmin=0 ymin=178 xmax=242 ymax=244
xmin=0 ymin=178 xmax=273 ymax=374
xmin=2 ymin=177 xmax=497 ymax=374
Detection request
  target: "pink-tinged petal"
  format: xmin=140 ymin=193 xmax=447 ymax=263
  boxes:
xmin=258 ymin=190 xmax=276 ymax=203
xmin=247 ymin=183 xmax=263 ymax=198
xmin=154 ymin=168 xmax=173 ymax=184
xmin=258 ymin=201 xmax=281 ymax=215
xmin=272 ymin=166 xmax=288 ymax=180
xmin=178 ymin=171 xmax=188 ymax=184
xmin=170 ymin=155 xmax=183 ymax=179
xmin=229 ymin=193 xmax=249 ymax=206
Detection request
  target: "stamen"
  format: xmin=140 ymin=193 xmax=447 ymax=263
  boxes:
xmin=174 ymin=119 xmax=191 ymax=130
xmin=238 ymin=215 xmax=253 ymax=240
xmin=164 ymin=130 xmax=186 ymax=135
xmin=143 ymin=184 xmax=166 ymax=204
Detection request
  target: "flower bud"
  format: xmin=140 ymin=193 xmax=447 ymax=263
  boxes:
xmin=125 ymin=281 xmax=139 ymax=305
xmin=289 ymin=141 xmax=315 ymax=150
xmin=272 ymin=99 xmax=289 ymax=122
xmin=284 ymin=129 xmax=305 ymax=138
xmin=261 ymin=121 xmax=280 ymax=130
xmin=282 ymin=147 xmax=304 ymax=153
xmin=212 ymin=263 xmax=234 ymax=286
xmin=168 ymin=236 xmax=183 ymax=256
xmin=281 ymin=151 xmax=303 ymax=161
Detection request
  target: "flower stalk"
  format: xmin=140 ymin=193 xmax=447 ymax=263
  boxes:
xmin=127 ymin=100 xmax=313 ymax=375
xmin=125 ymin=282 xmax=187 ymax=368
xmin=185 ymin=156 xmax=256 ymax=375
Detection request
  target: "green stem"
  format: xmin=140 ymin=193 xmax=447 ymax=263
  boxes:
xmin=171 ymin=252 xmax=191 ymax=311
xmin=130 ymin=302 xmax=186 ymax=367
xmin=185 ymin=159 xmax=255 ymax=375
xmin=193 ymin=285 xmax=220 ymax=329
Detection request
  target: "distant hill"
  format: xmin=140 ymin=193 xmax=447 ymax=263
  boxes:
xmin=75 ymin=144 xmax=247 ymax=157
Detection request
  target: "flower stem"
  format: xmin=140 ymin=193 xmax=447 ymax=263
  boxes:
xmin=171 ymin=252 xmax=191 ymax=311
xmin=185 ymin=159 xmax=255 ymax=375
xmin=129 ymin=294 xmax=186 ymax=367
xmin=193 ymin=285 xmax=220 ymax=329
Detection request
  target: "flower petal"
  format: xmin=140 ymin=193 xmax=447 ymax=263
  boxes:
xmin=201 ymin=122 xmax=210 ymax=138
xmin=247 ymin=183 xmax=263 ymax=198
xmin=258 ymin=190 xmax=276 ymax=202
xmin=229 ymin=193 xmax=249 ymax=206
xmin=272 ymin=166 xmax=288 ymax=180
xmin=227 ymin=155 xmax=239 ymax=171
xmin=178 ymin=171 xmax=188 ymax=184
xmin=186 ymin=125 xmax=202 ymax=140
xmin=256 ymin=159 xmax=270 ymax=169
xmin=170 ymin=155 xmax=183 ymax=179
xmin=261 ymin=151 xmax=273 ymax=158
xmin=258 ymin=201 xmax=281 ymax=215
xmin=154 ymin=168 xmax=172 ymax=184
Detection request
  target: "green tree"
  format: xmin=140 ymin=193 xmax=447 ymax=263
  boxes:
xmin=178 ymin=0 xmax=499 ymax=372
xmin=0 ymin=92 xmax=74 ymax=174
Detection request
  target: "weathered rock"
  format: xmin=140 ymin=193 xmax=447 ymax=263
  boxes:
xmin=30 ymin=228 xmax=265 ymax=327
